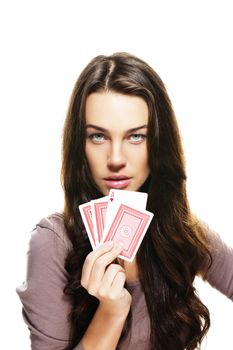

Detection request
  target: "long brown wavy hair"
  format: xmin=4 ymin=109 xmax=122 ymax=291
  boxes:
xmin=61 ymin=52 xmax=212 ymax=350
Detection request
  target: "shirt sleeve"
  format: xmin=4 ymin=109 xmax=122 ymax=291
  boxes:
xmin=200 ymin=221 xmax=233 ymax=301
xmin=16 ymin=217 xmax=85 ymax=350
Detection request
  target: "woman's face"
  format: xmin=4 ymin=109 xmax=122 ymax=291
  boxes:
xmin=85 ymin=91 xmax=150 ymax=195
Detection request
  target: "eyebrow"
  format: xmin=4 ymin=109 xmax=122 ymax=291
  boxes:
xmin=85 ymin=124 xmax=148 ymax=133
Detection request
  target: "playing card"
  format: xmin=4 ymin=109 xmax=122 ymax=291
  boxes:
xmin=79 ymin=203 xmax=96 ymax=249
xmin=101 ymin=203 xmax=154 ymax=262
xmin=103 ymin=189 xmax=148 ymax=239
xmin=91 ymin=196 xmax=108 ymax=247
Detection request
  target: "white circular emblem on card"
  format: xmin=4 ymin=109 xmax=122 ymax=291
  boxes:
xmin=120 ymin=226 xmax=132 ymax=237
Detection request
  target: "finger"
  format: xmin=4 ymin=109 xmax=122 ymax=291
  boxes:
xmin=81 ymin=241 xmax=114 ymax=288
xmin=100 ymin=264 xmax=125 ymax=289
xmin=87 ymin=243 xmax=124 ymax=293
xmin=110 ymin=271 xmax=127 ymax=297
xmin=98 ymin=269 xmax=126 ymax=300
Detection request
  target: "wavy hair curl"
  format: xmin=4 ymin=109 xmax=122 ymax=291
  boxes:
xmin=61 ymin=52 xmax=212 ymax=350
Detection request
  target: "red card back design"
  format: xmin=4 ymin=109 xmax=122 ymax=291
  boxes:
xmin=103 ymin=204 xmax=153 ymax=262
xmin=94 ymin=201 xmax=108 ymax=242
xmin=82 ymin=205 xmax=93 ymax=233
xmin=79 ymin=204 xmax=96 ymax=249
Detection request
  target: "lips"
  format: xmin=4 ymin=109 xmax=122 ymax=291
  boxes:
xmin=105 ymin=175 xmax=131 ymax=180
xmin=104 ymin=175 xmax=132 ymax=189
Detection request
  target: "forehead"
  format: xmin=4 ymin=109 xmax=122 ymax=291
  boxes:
xmin=85 ymin=91 xmax=149 ymax=129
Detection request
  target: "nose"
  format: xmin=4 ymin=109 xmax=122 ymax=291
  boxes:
xmin=107 ymin=141 xmax=126 ymax=171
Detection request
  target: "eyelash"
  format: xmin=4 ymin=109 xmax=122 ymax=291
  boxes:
xmin=87 ymin=133 xmax=147 ymax=144
xmin=129 ymin=134 xmax=146 ymax=143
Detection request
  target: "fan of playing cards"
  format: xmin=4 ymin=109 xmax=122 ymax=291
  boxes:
xmin=79 ymin=189 xmax=154 ymax=262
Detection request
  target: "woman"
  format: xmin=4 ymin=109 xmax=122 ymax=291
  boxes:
xmin=17 ymin=52 xmax=233 ymax=350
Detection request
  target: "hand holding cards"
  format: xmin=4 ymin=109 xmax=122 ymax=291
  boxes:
xmin=79 ymin=189 xmax=154 ymax=262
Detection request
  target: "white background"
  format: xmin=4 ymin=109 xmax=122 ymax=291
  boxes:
xmin=0 ymin=0 xmax=232 ymax=349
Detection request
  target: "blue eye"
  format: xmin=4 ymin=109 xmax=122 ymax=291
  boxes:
xmin=129 ymin=134 xmax=146 ymax=143
xmin=88 ymin=133 xmax=105 ymax=143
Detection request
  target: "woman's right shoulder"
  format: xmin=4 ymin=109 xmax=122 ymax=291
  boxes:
xmin=31 ymin=211 xmax=72 ymax=252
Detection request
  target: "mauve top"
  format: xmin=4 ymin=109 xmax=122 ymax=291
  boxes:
xmin=16 ymin=213 xmax=233 ymax=350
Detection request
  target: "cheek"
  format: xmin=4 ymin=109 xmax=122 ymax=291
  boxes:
xmin=140 ymin=156 xmax=149 ymax=175
xmin=139 ymin=158 xmax=150 ymax=173
xmin=85 ymin=146 xmax=103 ymax=173
xmin=131 ymin=146 xmax=149 ymax=169
xmin=85 ymin=146 xmax=95 ymax=170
